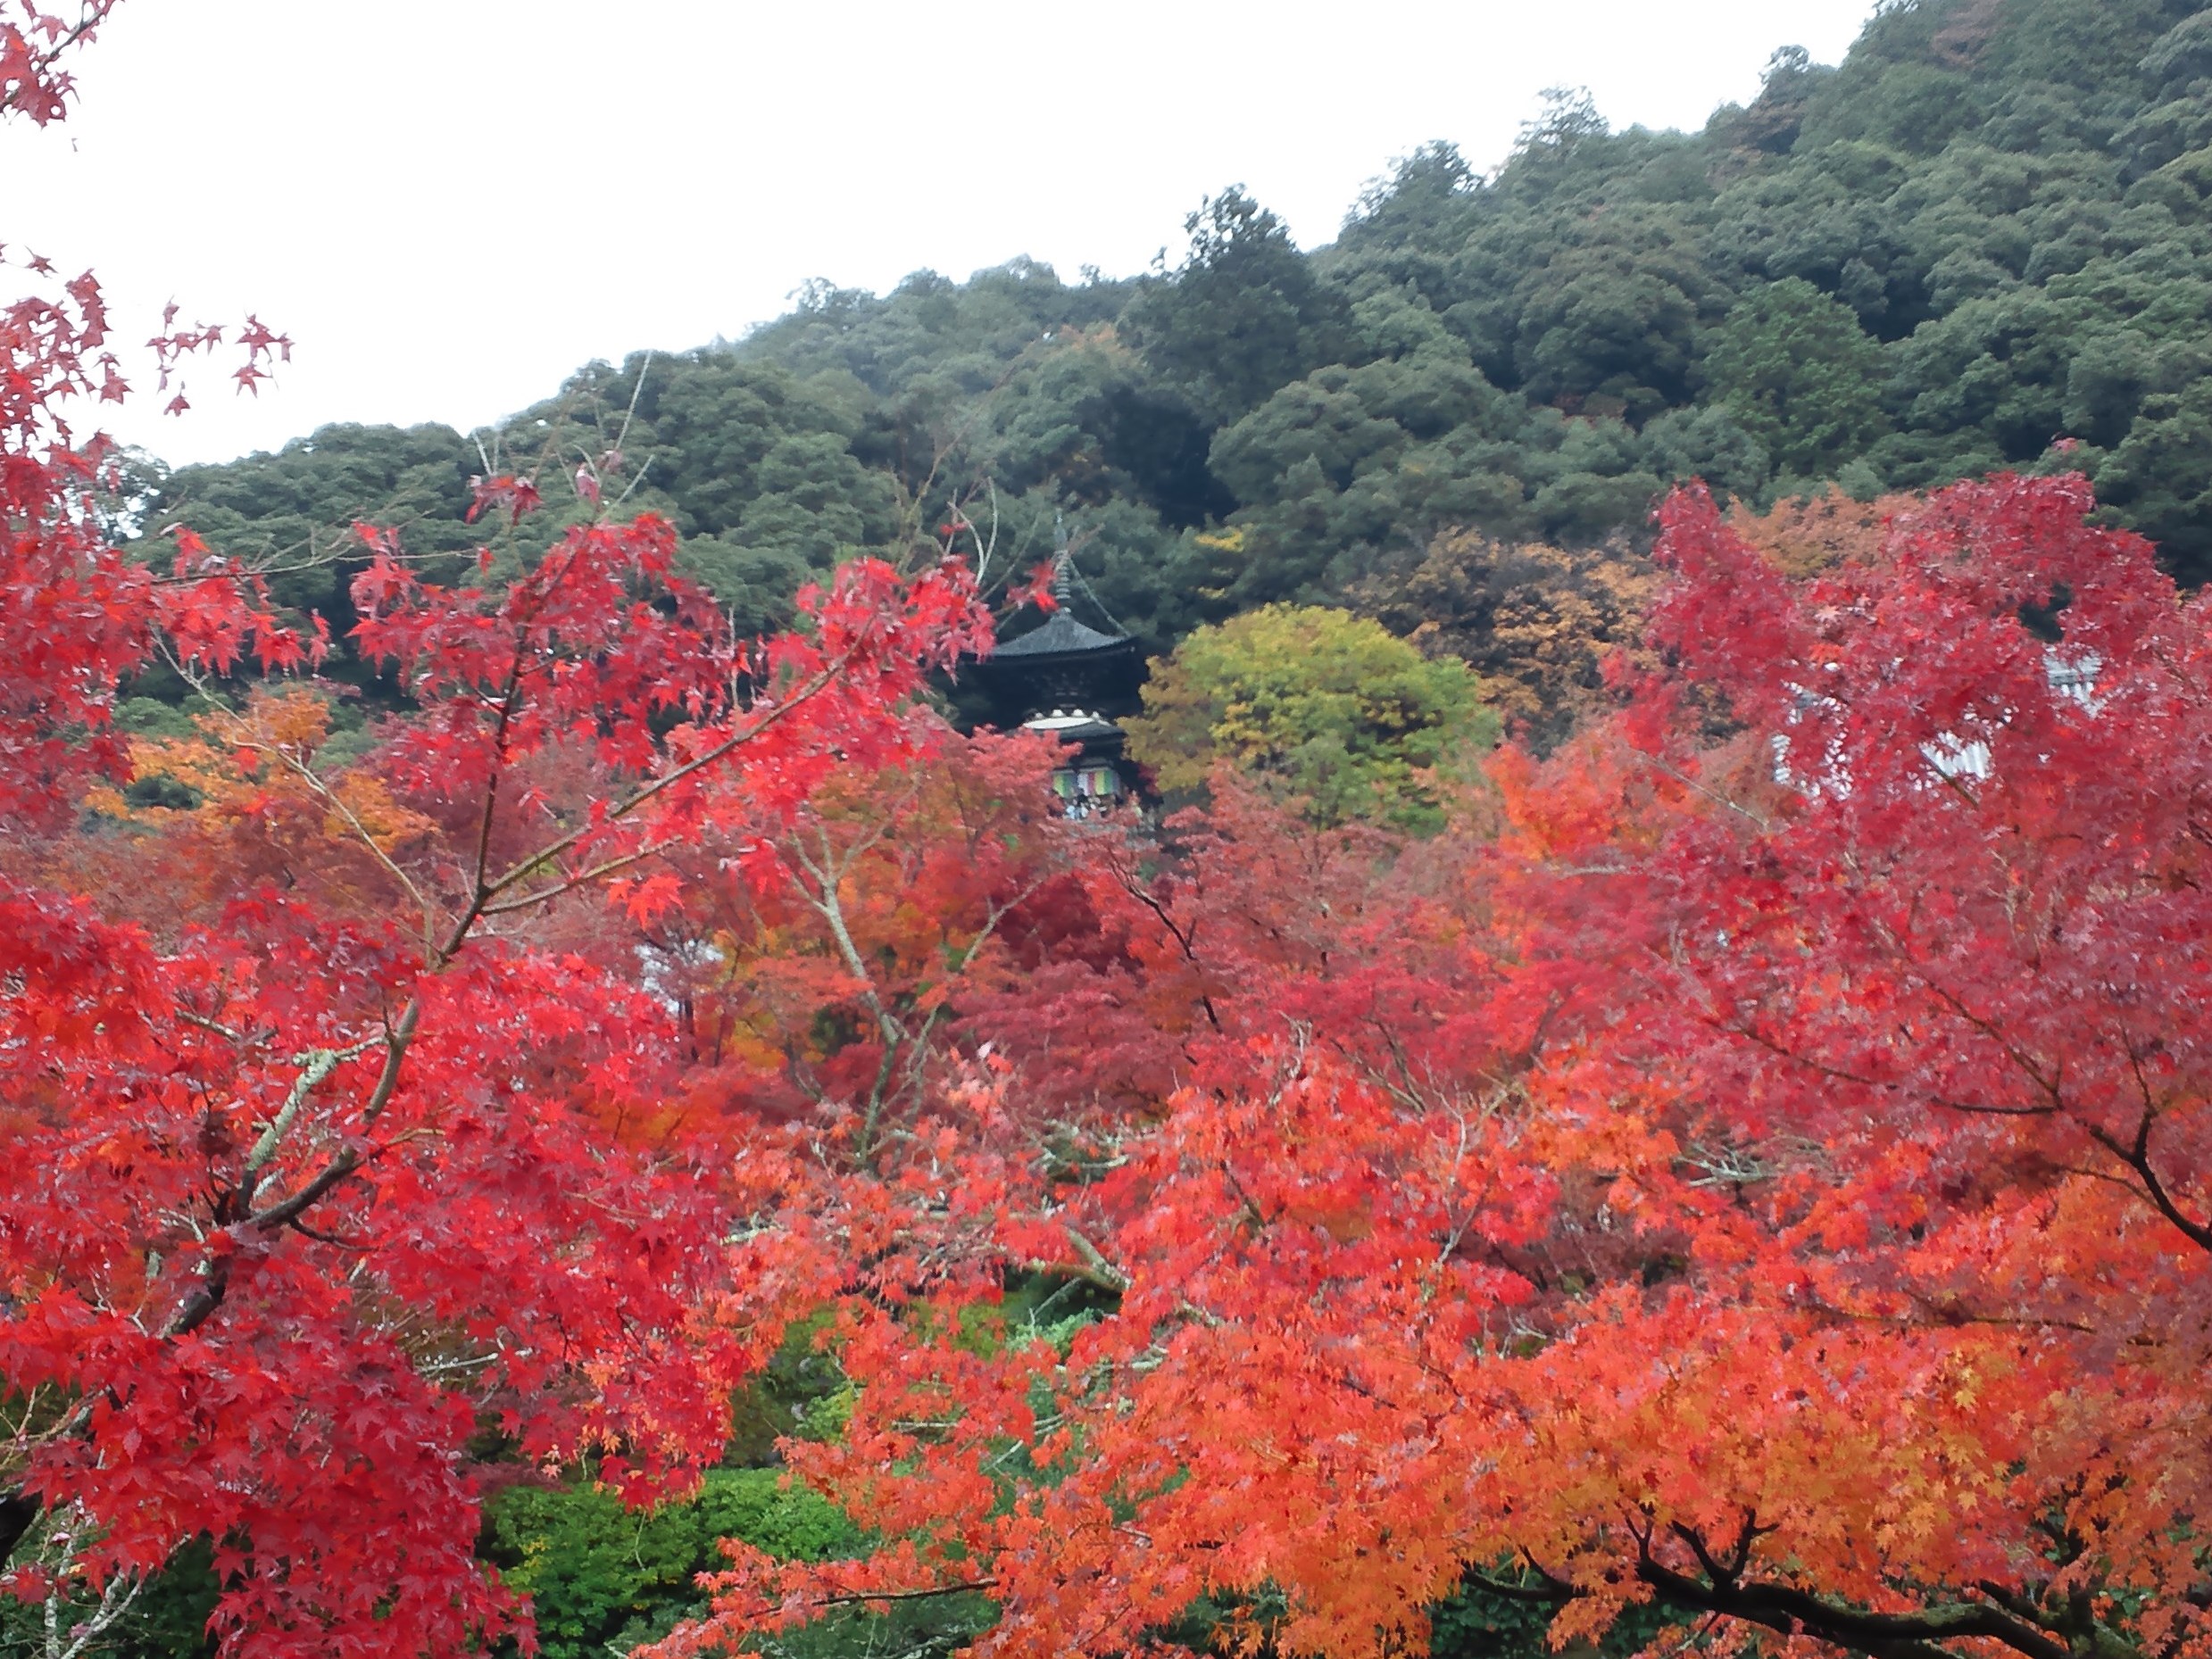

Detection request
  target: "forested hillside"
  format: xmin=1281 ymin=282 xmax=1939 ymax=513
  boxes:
xmin=143 ymin=0 xmax=2212 ymax=692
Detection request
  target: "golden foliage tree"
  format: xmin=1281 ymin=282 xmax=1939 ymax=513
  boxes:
xmin=1126 ymin=604 xmax=1493 ymax=830
xmin=1351 ymin=529 xmax=1656 ymax=745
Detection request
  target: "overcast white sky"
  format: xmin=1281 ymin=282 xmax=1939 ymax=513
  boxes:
xmin=12 ymin=0 xmax=1877 ymax=466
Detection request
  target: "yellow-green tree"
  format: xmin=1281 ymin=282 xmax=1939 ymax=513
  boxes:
xmin=1126 ymin=604 xmax=1493 ymax=830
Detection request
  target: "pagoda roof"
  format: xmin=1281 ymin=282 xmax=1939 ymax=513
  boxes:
xmin=989 ymin=610 xmax=1136 ymax=661
xmin=1022 ymin=710 xmax=1125 ymax=743
xmin=1021 ymin=709 xmax=1127 ymax=759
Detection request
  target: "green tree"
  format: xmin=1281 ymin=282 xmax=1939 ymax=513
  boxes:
xmin=1512 ymin=207 xmax=1717 ymax=420
xmin=483 ymin=1470 xmax=861 ymax=1658
xmin=2085 ymin=376 xmax=2212 ymax=582
xmin=1127 ymin=188 xmax=1343 ymax=423
xmin=1125 ymin=605 xmax=1494 ymax=829
xmin=1704 ymin=278 xmax=1887 ymax=478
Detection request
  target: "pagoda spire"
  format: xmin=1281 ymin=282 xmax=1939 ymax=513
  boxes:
xmin=1052 ymin=511 xmax=1076 ymax=607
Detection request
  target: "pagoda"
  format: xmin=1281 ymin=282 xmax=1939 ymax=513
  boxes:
xmin=977 ymin=549 xmax=1143 ymax=815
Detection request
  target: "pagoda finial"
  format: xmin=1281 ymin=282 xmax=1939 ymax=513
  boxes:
xmin=1052 ymin=512 xmax=1075 ymax=605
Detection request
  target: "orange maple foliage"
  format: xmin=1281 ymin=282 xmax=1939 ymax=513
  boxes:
xmin=1726 ymin=482 xmax=1925 ymax=576
xmin=661 ymin=474 xmax=2212 ymax=1659
xmin=1352 ymin=528 xmax=1658 ymax=743
xmin=74 ymin=688 xmax=437 ymax=918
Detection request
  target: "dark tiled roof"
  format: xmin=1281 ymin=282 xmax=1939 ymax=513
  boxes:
xmin=990 ymin=610 xmax=1134 ymax=659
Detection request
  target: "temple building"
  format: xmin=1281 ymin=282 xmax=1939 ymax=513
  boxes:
xmin=977 ymin=560 xmax=1143 ymax=816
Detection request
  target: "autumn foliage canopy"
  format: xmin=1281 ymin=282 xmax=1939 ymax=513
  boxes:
xmin=10 ymin=9 xmax=2212 ymax=1659
xmin=641 ymin=467 xmax=2212 ymax=1659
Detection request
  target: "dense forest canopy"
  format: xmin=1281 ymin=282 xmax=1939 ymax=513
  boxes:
xmin=140 ymin=0 xmax=2212 ymax=699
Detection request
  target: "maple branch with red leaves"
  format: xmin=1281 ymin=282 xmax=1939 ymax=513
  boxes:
xmin=0 ymin=1 xmax=116 ymax=126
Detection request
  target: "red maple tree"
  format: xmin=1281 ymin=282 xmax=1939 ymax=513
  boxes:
xmin=0 ymin=12 xmax=990 ymax=1650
